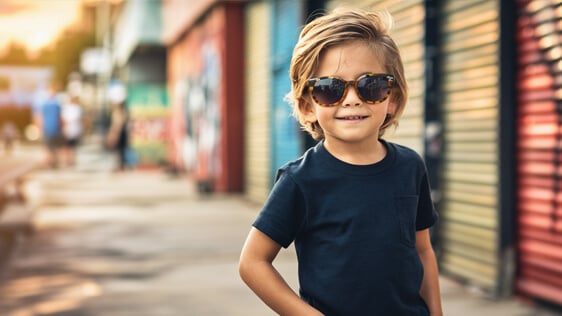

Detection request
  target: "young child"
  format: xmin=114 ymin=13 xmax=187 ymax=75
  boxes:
xmin=239 ymin=8 xmax=443 ymax=316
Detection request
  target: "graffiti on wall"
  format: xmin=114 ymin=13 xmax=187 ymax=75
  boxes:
xmin=182 ymin=41 xmax=222 ymax=187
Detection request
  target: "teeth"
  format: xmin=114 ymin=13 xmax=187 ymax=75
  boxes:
xmin=345 ymin=116 xmax=362 ymax=120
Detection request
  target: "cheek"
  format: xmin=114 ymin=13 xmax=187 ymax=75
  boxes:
xmin=315 ymin=108 xmax=336 ymax=124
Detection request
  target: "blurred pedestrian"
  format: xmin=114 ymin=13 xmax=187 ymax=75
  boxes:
xmin=1 ymin=121 xmax=19 ymax=156
xmin=61 ymin=95 xmax=83 ymax=166
xmin=239 ymin=8 xmax=442 ymax=316
xmin=106 ymin=101 xmax=130 ymax=172
xmin=39 ymin=82 xmax=64 ymax=168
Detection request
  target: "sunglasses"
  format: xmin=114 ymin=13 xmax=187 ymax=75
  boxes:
xmin=307 ymin=73 xmax=395 ymax=107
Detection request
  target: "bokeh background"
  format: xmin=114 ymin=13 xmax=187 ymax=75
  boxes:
xmin=1 ymin=0 xmax=562 ymax=315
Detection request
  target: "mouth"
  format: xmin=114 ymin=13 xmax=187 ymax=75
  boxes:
xmin=336 ymin=115 xmax=369 ymax=120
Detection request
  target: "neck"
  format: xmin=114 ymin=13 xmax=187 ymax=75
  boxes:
xmin=323 ymin=138 xmax=386 ymax=165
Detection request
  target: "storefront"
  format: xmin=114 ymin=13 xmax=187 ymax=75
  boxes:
xmin=112 ymin=0 xmax=168 ymax=167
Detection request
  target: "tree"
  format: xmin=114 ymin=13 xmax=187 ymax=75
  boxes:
xmin=51 ymin=30 xmax=96 ymax=85
xmin=0 ymin=42 xmax=47 ymax=65
xmin=0 ymin=28 xmax=95 ymax=87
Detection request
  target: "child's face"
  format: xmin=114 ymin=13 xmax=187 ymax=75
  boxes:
xmin=303 ymin=41 xmax=396 ymax=146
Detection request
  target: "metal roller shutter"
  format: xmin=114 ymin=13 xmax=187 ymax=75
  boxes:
xmin=245 ymin=1 xmax=272 ymax=203
xmin=439 ymin=0 xmax=500 ymax=291
xmin=516 ymin=0 xmax=562 ymax=305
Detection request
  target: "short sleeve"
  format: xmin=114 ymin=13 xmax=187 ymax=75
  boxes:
xmin=416 ymin=172 xmax=438 ymax=230
xmin=252 ymin=169 xmax=306 ymax=248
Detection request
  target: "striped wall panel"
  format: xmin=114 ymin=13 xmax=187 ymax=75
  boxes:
xmin=516 ymin=0 xmax=562 ymax=305
xmin=439 ymin=0 xmax=500 ymax=291
xmin=244 ymin=1 xmax=272 ymax=203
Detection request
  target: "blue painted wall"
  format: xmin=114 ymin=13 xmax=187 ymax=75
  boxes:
xmin=270 ymin=0 xmax=302 ymax=181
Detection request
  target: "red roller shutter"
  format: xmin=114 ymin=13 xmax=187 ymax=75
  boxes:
xmin=516 ymin=0 xmax=562 ymax=305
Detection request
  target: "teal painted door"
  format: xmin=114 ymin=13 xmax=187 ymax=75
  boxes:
xmin=270 ymin=0 xmax=302 ymax=181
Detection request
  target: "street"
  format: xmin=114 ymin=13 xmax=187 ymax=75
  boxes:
xmin=0 ymin=143 xmax=298 ymax=316
xmin=0 ymin=142 xmax=560 ymax=315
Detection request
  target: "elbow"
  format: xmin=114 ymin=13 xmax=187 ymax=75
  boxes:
xmin=238 ymin=255 xmax=252 ymax=285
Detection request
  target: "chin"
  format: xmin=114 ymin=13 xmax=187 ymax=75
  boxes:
xmin=331 ymin=134 xmax=379 ymax=144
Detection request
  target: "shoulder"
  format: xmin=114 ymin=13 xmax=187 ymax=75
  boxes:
xmin=276 ymin=144 xmax=322 ymax=179
xmin=386 ymin=141 xmax=424 ymax=162
xmin=384 ymin=141 xmax=428 ymax=176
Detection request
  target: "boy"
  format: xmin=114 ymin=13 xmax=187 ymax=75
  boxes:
xmin=240 ymin=8 xmax=443 ymax=316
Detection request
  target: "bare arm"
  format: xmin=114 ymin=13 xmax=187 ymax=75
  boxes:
xmin=416 ymin=229 xmax=443 ymax=316
xmin=239 ymin=227 xmax=323 ymax=316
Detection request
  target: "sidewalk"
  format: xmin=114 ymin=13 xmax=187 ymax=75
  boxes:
xmin=0 ymin=141 xmax=560 ymax=315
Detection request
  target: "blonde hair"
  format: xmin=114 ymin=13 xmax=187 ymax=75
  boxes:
xmin=288 ymin=8 xmax=408 ymax=140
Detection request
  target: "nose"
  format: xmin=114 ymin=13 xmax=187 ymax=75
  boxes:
xmin=341 ymin=83 xmax=361 ymax=107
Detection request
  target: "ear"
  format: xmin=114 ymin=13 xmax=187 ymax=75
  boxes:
xmin=299 ymin=99 xmax=317 ymax=122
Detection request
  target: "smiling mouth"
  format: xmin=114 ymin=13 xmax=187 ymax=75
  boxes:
xmin=337 ymin=115 xmax=369 ymax=120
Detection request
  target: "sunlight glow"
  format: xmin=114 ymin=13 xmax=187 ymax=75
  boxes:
xmin=0 ymin=0 xmax=81 ymax=54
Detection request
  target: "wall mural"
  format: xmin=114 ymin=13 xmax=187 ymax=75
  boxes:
xmin=182 ymin=41 xmax=222 ymax=191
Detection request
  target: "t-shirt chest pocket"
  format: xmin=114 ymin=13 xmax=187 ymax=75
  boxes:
xmin=394 ymin=195 xmax=419 ymax=247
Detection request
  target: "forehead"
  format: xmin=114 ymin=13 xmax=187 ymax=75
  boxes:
xmin=315 ymin=41 xmax=386 ymax=77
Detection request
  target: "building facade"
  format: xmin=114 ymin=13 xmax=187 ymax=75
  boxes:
xmin=164 ymin=0 xmax=245 ymax=192
xmin=109 ymin=0 xmax=562 ymax=307
xmin=112 ymin=0 xmax=169 ymax=166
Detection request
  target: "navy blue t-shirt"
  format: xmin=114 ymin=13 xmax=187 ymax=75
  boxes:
xmin=253 ymin=140 xmax=438 ymax=316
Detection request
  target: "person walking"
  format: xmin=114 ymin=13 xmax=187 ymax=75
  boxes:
xmin=239 ymin=8 xmax=443 ymax=316
xmin=106 ymin=101 xmax=130 ymax=172
xmin=39 ymin=83 xmax=64 ymax=168
xmin=61 ymin=95 xmax=83 ymax=167
xmin=1 ymin=121 xmax=18 ymax=156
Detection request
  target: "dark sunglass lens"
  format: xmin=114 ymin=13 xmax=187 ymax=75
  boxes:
xmin=313 ymin=78 xmax=345 ymax=105
xmin=357 ymin=75 xmax=390 ymax=102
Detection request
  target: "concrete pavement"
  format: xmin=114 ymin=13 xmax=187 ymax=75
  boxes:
xmin=0 ymin=141 xmax=560 ymax=315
